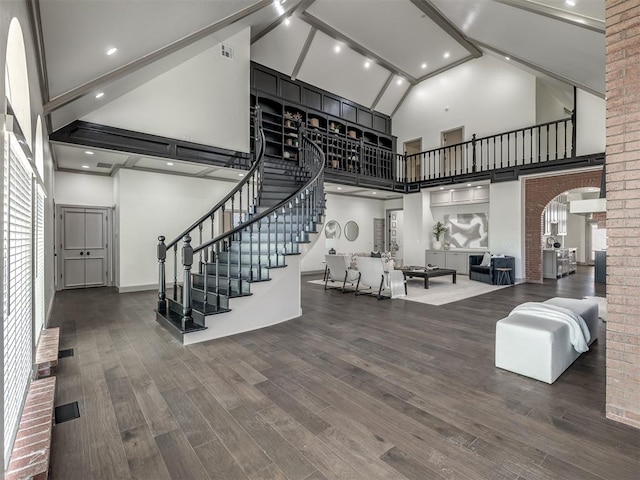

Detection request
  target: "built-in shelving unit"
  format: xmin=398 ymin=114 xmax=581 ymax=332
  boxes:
xmin=251 ymin=62 xmax=396 ymax=171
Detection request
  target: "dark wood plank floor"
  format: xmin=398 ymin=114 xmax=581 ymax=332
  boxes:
xmin=48 ymin=267 xmax=639 ymax=480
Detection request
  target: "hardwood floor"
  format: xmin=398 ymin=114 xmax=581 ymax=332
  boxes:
xmin=48 ymin=267 xmax=639 ymax=480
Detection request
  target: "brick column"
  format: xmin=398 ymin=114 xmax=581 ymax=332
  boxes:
xmin=606 ymin=0 xmax=640 ymax=429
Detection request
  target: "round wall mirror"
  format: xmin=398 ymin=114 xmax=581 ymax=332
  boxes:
xmin=344 ymin=221 xmax=359 ymax=241
xmin=324 ymin=220 xmax=341 ymax=239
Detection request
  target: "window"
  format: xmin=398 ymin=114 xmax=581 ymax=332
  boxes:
xmin=3 ymin=131 xmax=33 ymax=463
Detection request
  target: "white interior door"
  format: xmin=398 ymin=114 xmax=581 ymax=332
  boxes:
xmin=60 ymin=207 xmax=108 ymax=289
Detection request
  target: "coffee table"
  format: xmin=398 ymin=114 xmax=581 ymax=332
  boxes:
xmin=401 ymin=267 xmax=457 ymax=289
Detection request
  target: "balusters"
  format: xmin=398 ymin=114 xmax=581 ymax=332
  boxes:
xmin=198 ymin=224 xmax=203 ymax=274
xmin=173 ymin=244 xmax=178 ymax=300
xmin=257 ymin=221 xmax=262 ymax=280
xmin=215 ymin=242 xmax=220 ymax=308
xmin=267 ymin=215 xmax=272 ymax=268
xmin=564 ymin=119 xmax=568 ymax=158
xmin=538 ymin=126 xmax=541 ymax=162
xmin=555 ymin=122 xmax=559 ymax=160
xmin=249 ymin=223 xmax=254 ymax=281
xmin=546 ymin=124 xmax=550 ymax=161
xmin=203 ymin=248 xmax=208 ymax=308
xmin=157 ymin=236 xmax=166 ymax=314
xmin=181 ymin=235 xmax=193 ymax=329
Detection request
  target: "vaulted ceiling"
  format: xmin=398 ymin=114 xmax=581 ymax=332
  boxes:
xmin=36 ymin=0 xmax=604 ymax=177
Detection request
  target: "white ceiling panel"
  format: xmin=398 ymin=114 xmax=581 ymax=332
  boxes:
xmin=431 ymin=0 xmax=604 ymax=94
xmin=251 ymin=16 xmax=312 ymax=76
xmin=41 ymin=0 xmax=261 ymax=97
xmin=206 ymin=168 xmax=248 ymax=180
xmin=297 ymin=30 xmax=391 ymax=108
xmin=376 ymin=76 xmax=411 ymax=116
xmin=307 ymin=0 xmax=470 ymax=79
xmin=54 ymin=144 xmax=129 ymax=172
xmin=135 ymin=157 xmax=212 ymax=175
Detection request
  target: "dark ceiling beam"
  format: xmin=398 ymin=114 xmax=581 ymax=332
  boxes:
xmin=43 ymin=0 xmax=273 ymax=115
xmin=370 ymin=73 xmax=394 ymax=112
xmin=291 ymin=27 xmax=317 ymax=80
xmin=300 ymin=11 xmax=418 ymax=84
xmin=472 ymin=39 xmax=604 ymax=98
xmin=495 ymin=0 xmax=604 ymax=33
xmin=410 ymin=0 xmax=483 ymax=58
xmin=391 ymin=84 xmax=415 ymax=118
xmin=251 ymin=0 xmax=315 ymax=44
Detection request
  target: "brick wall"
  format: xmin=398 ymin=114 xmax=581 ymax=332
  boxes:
xmin=606 ymin=0 xmax=640 ymax=429
xmin=524 ymin=170 xmax=602 ymax=282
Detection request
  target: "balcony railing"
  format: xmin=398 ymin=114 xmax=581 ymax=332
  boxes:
xmin=401 ymin=117 xmax=575 ymax=183
xmin=310 ymin=116 xmax=577 ymax=186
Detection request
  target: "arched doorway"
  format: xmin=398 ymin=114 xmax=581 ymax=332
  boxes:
xmin=523 ymin=169 xmax=602 ymax=282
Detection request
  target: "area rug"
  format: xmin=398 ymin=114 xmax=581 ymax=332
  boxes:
xmin=308 ymin=275 xmax=511 ymax=306
xmin=584 ymin=296 xmax=607 ymax=322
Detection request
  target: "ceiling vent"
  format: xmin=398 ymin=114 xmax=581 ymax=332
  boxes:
xmin=96 ymin=162 xmax=113 ymax=169
xmin=221 ymin=44 xmax=234 ymax=60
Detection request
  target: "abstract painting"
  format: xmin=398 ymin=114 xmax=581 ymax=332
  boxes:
xmin=444 ymin=213 xmax=488 ymax=248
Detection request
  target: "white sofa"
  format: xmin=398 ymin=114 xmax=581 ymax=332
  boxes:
xmin=495 ymin=297 xmax=599 ymax=384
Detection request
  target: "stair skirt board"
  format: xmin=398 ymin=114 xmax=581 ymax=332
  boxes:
xmin=182 ymin=255 xmax=304 ymax=345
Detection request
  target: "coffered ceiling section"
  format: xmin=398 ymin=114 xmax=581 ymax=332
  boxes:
xmin=40 ymin=0 xmax=263 ymax=98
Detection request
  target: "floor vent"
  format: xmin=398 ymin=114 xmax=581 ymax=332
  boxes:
xmin=58 ymin=348 xmax=74 ymax=358
xmin=55 ymin=402 xmax=80 ymax=424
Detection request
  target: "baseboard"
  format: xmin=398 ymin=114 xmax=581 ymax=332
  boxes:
xmin=117 ymin=284 xmax=158 ymax=293
xmin=44 ymin=292 xmax=56 ymax=328
xmin=301 ymin=269 xmax=324 ymax=276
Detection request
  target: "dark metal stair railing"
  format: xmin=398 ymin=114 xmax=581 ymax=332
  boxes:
xmin=173 ymin=124 xmax=325 ymax=328
xmin=156 ymin=107 xmax=265 ymax=319
xmin=402 ymin=115 xmax=575 ymax=183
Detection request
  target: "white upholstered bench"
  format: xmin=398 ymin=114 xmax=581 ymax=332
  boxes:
xmin=495 ymin=297 xmax=599 ymax=384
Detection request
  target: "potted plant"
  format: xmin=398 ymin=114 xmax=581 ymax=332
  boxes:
xmin=432 ymin=221 xmax=447 ymax=249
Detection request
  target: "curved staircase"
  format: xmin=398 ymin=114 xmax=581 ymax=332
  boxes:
xmin=155 ymin=111 xmax=325 ymax=344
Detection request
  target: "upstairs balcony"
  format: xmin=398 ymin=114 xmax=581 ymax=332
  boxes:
xmin=319 ymin=115 xmax=604 ymax=192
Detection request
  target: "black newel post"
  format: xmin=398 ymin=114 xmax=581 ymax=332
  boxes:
xmin=157 ymin=235 xmax=167 ymax=314
xmin=181 ymin=235 xmax=193 ymax=329
xmin=471 ymin=133 xmax=477 ymax=173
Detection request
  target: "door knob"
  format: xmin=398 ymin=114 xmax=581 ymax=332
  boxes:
xmin=80 ymin=251 xmax=84 ymax=256
xmin=86 ymin=252 xmax=91 ymax=256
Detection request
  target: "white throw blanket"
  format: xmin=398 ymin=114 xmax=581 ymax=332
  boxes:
xmin=509 ymin=302 xmax=591 ymax=353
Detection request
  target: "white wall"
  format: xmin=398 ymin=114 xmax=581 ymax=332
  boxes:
xmin=301 ymin=194 xmax=385 ymax=272
xmin=401 ymin=192 xmax=429 ymax=265
xmin=83 ymin=28 xmax=250 ymax=153
xmin=489 ymin=181 xmax=524 ymax=280
xmin=54 ymin=171 xmax=114 ymax=206
xmin=393 ymin=55 xmax=536 ymax=152
xmin=565 ymin=212 xmax=587 ymax=263
xmin=536 ymin=78 xmax=572 ymax=124
xmin=576 ymin=89 xmax=606 ymax=156
xmin=115 ymin=169 xmax=236 ymax=290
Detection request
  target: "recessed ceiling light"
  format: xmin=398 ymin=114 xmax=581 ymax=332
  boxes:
xmin=84 ymin=150 xmax=94 ymax=155
xmin=284 ymin=17 xmax=290 ymax=25
xmin=443 ymin=52 xmax=450 ymax=59
xmin=477 ymin=186 xmax=482 ymax=189
xmin=334 ymin=45 xmax=341 ymax=53
xmin=95 ymin=92 xmax=104 ymax=99
xmin=106 ymin=47 xmax=118 ymax=56
xmin=166 ymin=162 xmax=174 ymax=166
xmin=467 ymin=184 xmax=471 ymax=187
xmin=238 ymin=173 xmax=245 ymax=177
xmin=82 ymin=165 xmax=90 ymax=169
xmin=421 ymin=63 xmax=427 ymax=69
xmin=450 ymin=189 xmax=455 ymax=192
xmin=372 ymin=191 xmax=377 ymax=195
xmin=505 ymin=56 xmax=510 ymax=61
xmin=337 ymin=187 xmax=342 ymax=190
xmin=397 ymin=78 xmax=403 ymax=85
xmin=364 ymin=60 xmax=371 ymax=69
xmin=565 ymin=0 xmax=575 ymax=6
xmin=440 ymin=187 xmax=444 ymax=190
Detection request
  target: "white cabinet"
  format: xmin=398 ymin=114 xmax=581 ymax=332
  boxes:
xmin=425 ymin=250 xmax=471 ymax=274
xmin=425 ymin=251 xmax=446 ymax=268
xmin=445 ymin=252 xmax=469 ymax=274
